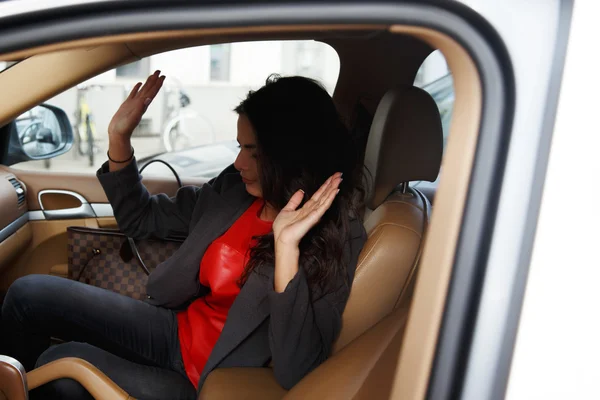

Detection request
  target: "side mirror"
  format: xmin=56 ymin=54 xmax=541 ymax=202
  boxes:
xmin=7 ymin=104 xmax=73 ymax=163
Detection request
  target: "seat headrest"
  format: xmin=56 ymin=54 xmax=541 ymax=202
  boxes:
xmin=364 ymin=85 xmax=443 ymax=209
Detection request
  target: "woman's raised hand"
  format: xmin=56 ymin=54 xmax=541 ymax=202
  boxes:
xmin=272 ymin=172 xmax=343 ymax=248
xmin=108 ymin=70 xmax=165 ymax=142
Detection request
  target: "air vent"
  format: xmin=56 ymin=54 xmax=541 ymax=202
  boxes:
xmin=8 ymin=178 xmax=25 ymax=207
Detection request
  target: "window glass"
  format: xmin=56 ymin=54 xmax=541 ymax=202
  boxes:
xmin=0 ymin=61 xmax=18 ymax=72
xmin=414 ymin=50 xmax=449 ymax=87
xmin=415 ymin=50 xmax=453 ymax=140
xmin=10 ymin=40 xmax=340 ymax=178
xmin=413 ymin=50 xmax=454 ymax=187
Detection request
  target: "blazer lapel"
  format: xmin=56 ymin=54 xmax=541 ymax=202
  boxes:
xmin=189 ymin=182 xmax=254 ymax=240
xmin=200 ymin=265 xmax=274 ymax=382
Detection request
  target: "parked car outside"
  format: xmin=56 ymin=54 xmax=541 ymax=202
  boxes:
xmin=139 ymin=73 xmax=455 ymax=185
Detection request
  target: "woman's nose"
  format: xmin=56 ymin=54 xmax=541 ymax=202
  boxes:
xmin=234 ymin=151 xmax=245 ymax=171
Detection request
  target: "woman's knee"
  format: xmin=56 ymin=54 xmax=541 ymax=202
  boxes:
xmin=2 ymin=275 xmax=63 ymax=321
xmin=35 ymin=342 xmax=90 ymax=368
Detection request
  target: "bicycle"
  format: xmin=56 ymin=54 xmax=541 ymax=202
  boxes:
xmin=73 ymin=84 xmax=101 ymax=167
xmin=161 ymin=80 xmax=215 ymax=152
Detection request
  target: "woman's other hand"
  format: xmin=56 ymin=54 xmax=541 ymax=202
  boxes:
xmin=272 ymin=172 xmax=342 ymax=292
xmin=273 ymin=172 xmax=343 ymax=248
xmin=108 ymin=70 xmax=165 ymax=142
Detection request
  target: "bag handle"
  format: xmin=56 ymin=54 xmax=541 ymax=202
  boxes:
xmin=75 ymin=248 xmax=101 ymax=281
xmin=126 ymin=238 xmax=151 ymax=275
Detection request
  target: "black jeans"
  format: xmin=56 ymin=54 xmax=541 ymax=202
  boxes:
xmin=1 ymin=274 xmax=196 ymax=400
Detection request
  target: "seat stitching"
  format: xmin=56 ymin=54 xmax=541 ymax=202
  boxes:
xmin=354 ymin=229 xmax=384 ymax=278
xmin=370 ymin=223 xmax=422 ymax=238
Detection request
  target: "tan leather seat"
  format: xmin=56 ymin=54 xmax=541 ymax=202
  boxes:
xmin=333 ymin=84 xmax=443 ymax=351
xmin=0 ymin=356 xmax=27 ymax=400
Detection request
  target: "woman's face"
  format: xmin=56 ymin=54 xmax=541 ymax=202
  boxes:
xmin=234 ymin=114 xmax=262 ymax=198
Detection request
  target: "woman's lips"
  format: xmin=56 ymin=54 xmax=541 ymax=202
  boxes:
xmin=242 ymin=177 xmax=254 ymax=184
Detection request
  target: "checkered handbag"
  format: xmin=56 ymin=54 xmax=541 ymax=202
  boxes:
xmin=67 ymin=226 xmax=185 ymax=300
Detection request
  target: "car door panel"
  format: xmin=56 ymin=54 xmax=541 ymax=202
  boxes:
xmin=6 ymin=168 xmax=207 ymax=210
xmin=0 ymin=167 xmax=209 ymax=290
xmin=0 ymin=169 xmax=30 ymax=281
xmin=0 ymin=224 xmax=32 ymax=277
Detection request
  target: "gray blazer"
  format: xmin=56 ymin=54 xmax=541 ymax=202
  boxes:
xmin=97 ymin=159 xmax=366 ymax=390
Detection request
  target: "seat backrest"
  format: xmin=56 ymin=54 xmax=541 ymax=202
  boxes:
xmin=285 ymin=298 xmax=411 ymax=400
xmin=333 ymin=85 xmax=442 ymax=352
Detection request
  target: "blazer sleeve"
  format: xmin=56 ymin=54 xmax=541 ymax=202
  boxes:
xmin=96 ymin=158 xmax=204 ymax=239
xmin=266 ymin=219 xmax=367 ymax=389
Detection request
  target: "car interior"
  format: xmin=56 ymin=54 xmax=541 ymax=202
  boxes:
xmin=0 ymin=23 xmax=482 ymax=400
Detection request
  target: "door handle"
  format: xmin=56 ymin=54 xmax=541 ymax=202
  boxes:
xmin=38 ymin=189 xmax=97 ymax=220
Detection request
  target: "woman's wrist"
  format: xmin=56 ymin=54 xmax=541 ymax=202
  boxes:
xmin=273 ymin=242 xmax=300 ymax=293
xmin=107 ymin=137 xmax=133 ymax=171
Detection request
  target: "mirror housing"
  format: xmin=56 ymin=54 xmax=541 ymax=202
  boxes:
xmin=5 ymin=104 xmax=73 ymax=165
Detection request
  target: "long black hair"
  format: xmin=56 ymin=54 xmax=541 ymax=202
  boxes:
xmin=235 ymin=74 xmax=365 ymax=295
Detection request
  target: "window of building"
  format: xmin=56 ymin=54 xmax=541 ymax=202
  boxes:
xmin=210 ymin=44 xmax=231 ymax=82
xmin=116 ymin=59 xmax=151 ymax=78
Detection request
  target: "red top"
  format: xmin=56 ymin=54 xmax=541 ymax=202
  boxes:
xmin=177 ymin=199 xmax=273 ymax=387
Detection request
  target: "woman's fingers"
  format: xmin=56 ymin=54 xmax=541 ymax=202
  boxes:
xmin=302 ymin=186 xmax=340 ymax=227
xmin=310 ymin=172 xmax=342 ymax=203
xmin=132 ymin=72 xmax=165 ymax=115
xmin=298 ymin=176 xmax=341 ymax=223
xmin=319 ymin=175 xmax=342 ymax=205
xmin=136 ymin=70 xmax=161 ymax=99
xmin=146 ymin=75 xmax=165 ymax=102
xmin=317 ymin=183 xmax=339 ymax=211
xmin=282 ymin=190 xmax=305 ymax=212
xmin=127 ymin=82 xmax=142 ymax=100
xmin=311 ymin=176 xmax=332 ymax=203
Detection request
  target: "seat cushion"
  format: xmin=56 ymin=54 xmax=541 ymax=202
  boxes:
xmin=198 ymin=367 xmax=287 ymax=400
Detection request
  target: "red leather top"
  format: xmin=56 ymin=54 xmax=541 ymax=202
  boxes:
xmin=177 ymin=199 xmax=273 ymax=387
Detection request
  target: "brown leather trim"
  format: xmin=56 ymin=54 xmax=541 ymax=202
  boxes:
xmin=0 ymin=219 xmax=89 ymax=290
xmin=39 ymin=191 xmax=82 ymax=211
xmin=49 ymin=263 xmax=68 ymax=278
xmin=0 ymin=356 xmax=27 ymax=400
xmin=27 ymin=357 xmax=132 ymax=400
xmin=0 ymin=25 xmax=384 ymax=61
xmin=199 ymin=368 xmax=287 ymax=400
xmin=0 ymin=44 xmax=138 ymax=126
xmin=96 ymin=217 xmax=118 ymax=229
xmin=0 ymin=25 xmax=385 ymax=127
xmin=387 ymin=25 xmax=482 ymax=400
xmin=0 ymin=223 xmax=32 ymax=274
xmin=286 ymin=306 xmax=409 ymax=399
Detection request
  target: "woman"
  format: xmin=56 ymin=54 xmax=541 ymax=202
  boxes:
xmin=1 ymin=72 xmax=366 ymax=400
